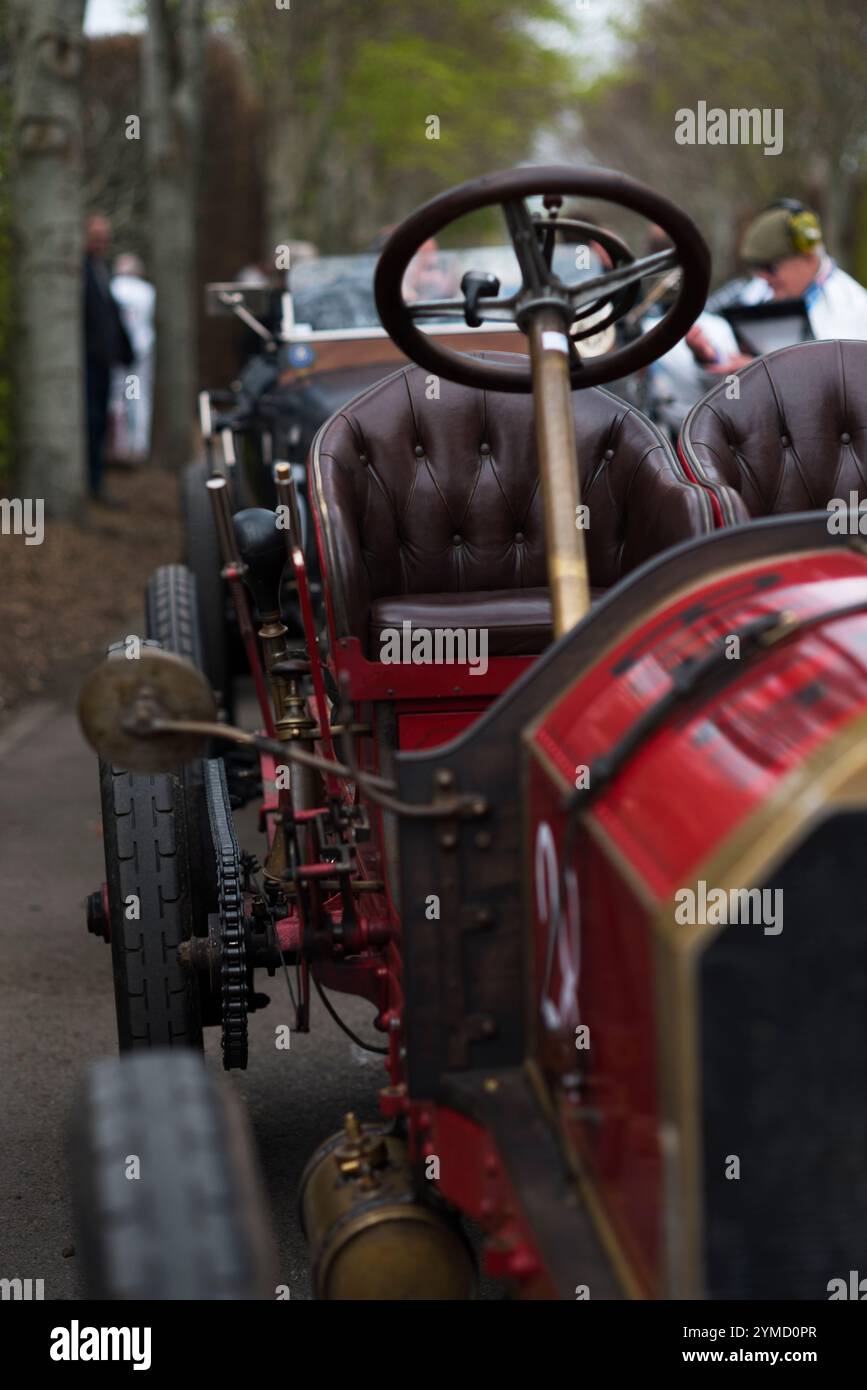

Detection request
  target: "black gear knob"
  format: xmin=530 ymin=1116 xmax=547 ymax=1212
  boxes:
xmin=233 ymin=508 xmax=287 ymax=616
xmin=460 ymin=270 xmax=501 ymax=328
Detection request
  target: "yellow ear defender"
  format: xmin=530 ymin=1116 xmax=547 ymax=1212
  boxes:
xmin=787 ymin=208 xmax=823 ymax=253
xmin=770 ymin=200 xmax=823 ymax=253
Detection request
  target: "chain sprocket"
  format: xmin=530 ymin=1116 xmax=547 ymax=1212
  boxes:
xmin=204 ymin=758 xmax=248 ymax=1069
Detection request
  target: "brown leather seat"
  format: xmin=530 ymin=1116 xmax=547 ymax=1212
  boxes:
xmin=680 ymin=339 xmax=867 ymax=524
xmin=310 ymin=354 xmax=715 ymax=659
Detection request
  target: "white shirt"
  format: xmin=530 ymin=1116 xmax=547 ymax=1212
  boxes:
xmin=647 ymin=257 xmax=867 ymax=433
xmin=736 ymin=256 xmax=867 ymax=340
xmin=110 ymin=273 xmax=156 ymax=359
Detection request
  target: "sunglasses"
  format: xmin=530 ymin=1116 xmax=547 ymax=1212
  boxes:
xmin=754 ymin=261 xmax=781 ymax=275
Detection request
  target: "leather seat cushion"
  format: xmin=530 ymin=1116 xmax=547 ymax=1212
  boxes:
xmin=312 ymin=355 xmax=715 ymax=655
xmin=368 ymin=587 xmax=606 ymax=658
xmin=370 ymin=589 xmax=550 ymax=658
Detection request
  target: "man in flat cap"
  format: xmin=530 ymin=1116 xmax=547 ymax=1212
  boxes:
xmin=731 ymin=199 xmax=867 ymax=337
xmin=647 ymin=199 xmax=867 ymax=436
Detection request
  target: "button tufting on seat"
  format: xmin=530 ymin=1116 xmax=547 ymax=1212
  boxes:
xmin=680 ymin=341 xmax=867 ymax=526
xmin=359 ymin=453 xmax=368 ymax=465
xmin=603 ymin=448 xmax=614 ymax=460
xmin=313 ymin=355 xmax=720 ymax=661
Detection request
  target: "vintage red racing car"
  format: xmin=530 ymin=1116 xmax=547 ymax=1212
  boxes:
xmin=75 ymin=164 xmax=867 ymax=1302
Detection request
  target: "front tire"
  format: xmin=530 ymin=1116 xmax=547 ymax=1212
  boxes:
xmin=98 ymin=616 xmax=205 ymax=1051
xmin=145 ymin=562 xmax=205 ymax=671
xmin=145 ymin=564 xmax=217 ymax=941
xmin=72 ymin=1051 xmax=278 ymax=1299
xmin=100 ymin=757 xmax=203 ymax=1051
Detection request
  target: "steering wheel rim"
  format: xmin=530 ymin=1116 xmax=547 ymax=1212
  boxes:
xmin=374 ymin=164 xmax=711 ymax=393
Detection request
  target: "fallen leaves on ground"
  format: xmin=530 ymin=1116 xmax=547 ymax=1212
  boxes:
xmin=0 ymin=466 xmax=184 ymax=724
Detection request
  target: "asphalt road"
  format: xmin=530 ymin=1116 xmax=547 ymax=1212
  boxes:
xmin=0 ymin=696 xmax=386 ymax=1301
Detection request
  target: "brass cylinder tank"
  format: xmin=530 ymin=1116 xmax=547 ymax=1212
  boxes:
xmin=299 ymin=1114 xmax=476 ymax=1300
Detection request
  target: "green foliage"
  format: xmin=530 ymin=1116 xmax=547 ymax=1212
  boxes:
xmin=578 ymin=0 xmax=867 ymax=277
xmin=340 ymin=29 xmax=569 ymax=190
xmin=227 ymin=0 xmax=579 ymax=249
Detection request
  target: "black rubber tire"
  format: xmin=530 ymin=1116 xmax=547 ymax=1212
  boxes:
xmin=72 ymin=1051 xmax=278 ymax=1300
xmin=145 ymin=563 xmax=214 ymax=928
xmin=145 ymin=563 xmax=205 ymax=671
xmin=181 ymin=459 xmax=232 ymax=709
xmin=100 ymin=754 xmax=203 ymax=1051
xmin=143 ymin=570 xmax=220 ymax=1020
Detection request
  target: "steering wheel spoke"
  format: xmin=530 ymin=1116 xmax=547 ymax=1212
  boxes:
xmin=409 ymin=296 xmax=518 ymax=325
xmin=502 ymin=198 xmax=554 ymax=296
xmin=408 ymin=298 xmax=471 ymax=321
xmin=564 ymin=247 xmax=680 ymax=314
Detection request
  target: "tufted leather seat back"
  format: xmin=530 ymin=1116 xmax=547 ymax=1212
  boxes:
xmin=310 ymin=355 xmax=714 ymax=653
xmin=680 ymin=340 xmax=867 ymax=524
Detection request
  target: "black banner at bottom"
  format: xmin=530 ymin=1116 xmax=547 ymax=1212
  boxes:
xmin=1 ymin=1298 xmax=862 ymax=1375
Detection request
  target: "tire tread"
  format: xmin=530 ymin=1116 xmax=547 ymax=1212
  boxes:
xmin=73 ymin=1051 xmax=277 ymax=1300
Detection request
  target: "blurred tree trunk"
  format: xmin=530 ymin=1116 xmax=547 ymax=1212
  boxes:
xmin=261 ymin=3 xmax=347 ymax=254
xmin=143 ymin=0 xmax=204 ymax=469
xmin=11 ymin=0 xmax=87 ymax=517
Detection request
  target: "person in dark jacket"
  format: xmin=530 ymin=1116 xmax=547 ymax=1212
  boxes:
xmin=84 ymin=215 xmax=133 ymax=502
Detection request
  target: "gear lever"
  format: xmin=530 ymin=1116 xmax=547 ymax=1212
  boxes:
xmin=460 ymin=271 xmax=501 ymax=328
